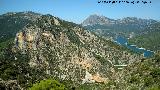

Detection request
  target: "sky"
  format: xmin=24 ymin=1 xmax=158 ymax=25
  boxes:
xmin=0 ymin=0 xmax=159 ymax=24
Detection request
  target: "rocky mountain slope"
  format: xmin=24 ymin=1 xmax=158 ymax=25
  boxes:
xmin=82 ymin=14 xmax=157 ymax=39
xmin=0 ymin=12 xmax=142 ymax=89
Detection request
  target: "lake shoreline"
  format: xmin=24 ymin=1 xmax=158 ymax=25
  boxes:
xmin=115 ymin=36 xmax=154 ymax=58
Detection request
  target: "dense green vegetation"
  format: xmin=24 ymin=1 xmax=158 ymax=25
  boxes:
xmin=65 ymin=29 xmax=82 ymax=46
xmin=29 ymin=79 xmax=65 ymax=90
xmin=0 ymin=41 xmax=45 ymax=89
xmin=0 ymin=38 xmax=14 ymax=50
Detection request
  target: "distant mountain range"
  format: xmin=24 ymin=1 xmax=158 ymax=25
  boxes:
xmin=82 ymin=14 xmax=158 ymax=39
xmin=82 ymin=14 xmax=116 ymax=26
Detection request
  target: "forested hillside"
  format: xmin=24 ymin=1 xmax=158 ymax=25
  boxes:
xmin=129 ymin=22 xmax=160 ymax=51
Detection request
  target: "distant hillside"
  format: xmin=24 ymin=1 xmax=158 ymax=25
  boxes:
xmin=82 ymin=14 xmax=157 ymax=39
xmin=0 ymin=12 xmax=141 ymax=89
xmin=129 ymin=22 xmax=160 ymax=51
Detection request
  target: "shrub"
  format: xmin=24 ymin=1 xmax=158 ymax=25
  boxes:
xmin=29 ymin=79 xmax=65 ymax=90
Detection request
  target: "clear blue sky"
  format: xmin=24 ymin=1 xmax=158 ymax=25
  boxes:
xmin=0 ymin=0 xmax=159 ymax=23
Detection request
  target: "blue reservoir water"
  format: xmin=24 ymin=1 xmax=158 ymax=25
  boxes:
xmin=115 ymin=36 xmax=154 ymax=58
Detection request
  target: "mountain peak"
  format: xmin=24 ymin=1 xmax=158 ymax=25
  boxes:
xmin=82 ymin=14 xmax=114 ymax=26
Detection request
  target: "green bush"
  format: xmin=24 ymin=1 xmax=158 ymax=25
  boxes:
xmin=147 ymin=85 xmax=160 ymax=90
xmin=66 ymin=29 xmax=81 ymax=46
xmin=29 ymin=79 xmax=65 ymax=90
